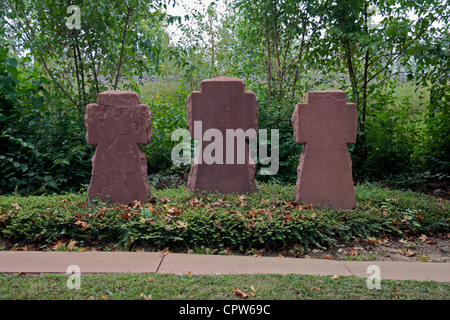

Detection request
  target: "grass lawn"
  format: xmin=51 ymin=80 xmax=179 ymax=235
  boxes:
xmin=1 ymin=273 xmax=449 ymax=300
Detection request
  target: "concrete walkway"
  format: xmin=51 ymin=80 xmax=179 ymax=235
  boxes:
xmin=0 ymin=251 xmax=448 ymax=282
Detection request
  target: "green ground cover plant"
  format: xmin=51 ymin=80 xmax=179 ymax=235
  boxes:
xmin=1 ymin=183 xmax=448 ymax=254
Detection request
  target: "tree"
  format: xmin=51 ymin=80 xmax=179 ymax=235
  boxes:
xmin=323 ymin=0 xmax=448 ymax=176
xmin=234 ymin=0 xmax=330 ymax=103
xmin=0 ymin=0 xmax=173 ymax=194
xmin=1 ymin=0 xmax=171 ymax=111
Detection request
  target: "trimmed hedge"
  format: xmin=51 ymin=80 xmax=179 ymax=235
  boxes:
xmin=0 ymin=183 xmax=448 ymax=253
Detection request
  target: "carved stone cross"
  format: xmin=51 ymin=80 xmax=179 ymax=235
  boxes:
xmin=291 ymin=90 xmax=357 ymax=209
xmin=187 ymin=77 xmax=258 ymax=194
xmin=85 ymin=91 xmax=152 ymax=204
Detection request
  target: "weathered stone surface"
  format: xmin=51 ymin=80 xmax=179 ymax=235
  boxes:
xmin=291 ymin=90 xmax=357 ymax=210
xmin=85 ymin=90 xmax=151 ymax=204
xmin=187 ymin=76 xmax=258 ymax=194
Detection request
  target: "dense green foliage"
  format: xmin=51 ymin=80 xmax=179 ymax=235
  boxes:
xmin=0 ymin=30 xmax=91 ymax=194
xmin=1 ymin=184 xmax=448 ymax=252
xmin=0 ymin=0 xmax=449 ymax=194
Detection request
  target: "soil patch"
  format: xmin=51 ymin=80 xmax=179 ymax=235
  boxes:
xmin=2 ymin=233 xmax=448 ymax=263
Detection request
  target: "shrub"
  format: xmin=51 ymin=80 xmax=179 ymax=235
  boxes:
xmin=0 ymin=183 xmax=448 ymax=253
xmin=0 ymin=32 xmax=92 ymax=195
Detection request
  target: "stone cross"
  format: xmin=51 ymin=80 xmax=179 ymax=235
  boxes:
xmin=187 ymin=76 xmax=258 ymax=194
xmin=291 ymin=90 xmax=357 ymax=210
xmin=85 ymin=91 xmax=152 ymax=204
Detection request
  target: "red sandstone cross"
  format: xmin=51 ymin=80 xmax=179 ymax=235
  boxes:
xmin=291 ymin=90 xmax=357 ymax=210
xmin=187 ymin=77 xmax=258 ymax=194
xmin=85 ymin=91 xmax=152 ymax=204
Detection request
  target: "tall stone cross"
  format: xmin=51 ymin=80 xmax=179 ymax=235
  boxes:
xmin=85 ymin=91 xmax=152 ymax=204
xmin=291 ymin=90 xmax=357 ymax=210
xmin=187 ymin=76 xmax=258 ymax=194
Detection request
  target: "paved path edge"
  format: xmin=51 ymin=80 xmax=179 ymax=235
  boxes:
xmin=0 ymin=252 xmax=448 ymax=282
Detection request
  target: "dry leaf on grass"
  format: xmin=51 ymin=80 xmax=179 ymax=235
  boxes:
xmin=233 ymin=286 xmax=255 ymax=298
xmin=139 ymin=293 xmax=152 ymax=300
xmin=234 ymin=287 xmax=248 ymax=298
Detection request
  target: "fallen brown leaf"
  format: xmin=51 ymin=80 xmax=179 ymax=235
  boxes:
xmin=120 ymin=211 xmax=133 ymax=219
xmin=189 ymin=197 xmax=200 ymax=207
xmin=75 ymin=220 xmax=89 ymax=230
xmin=236 ymin=196 xmax=246 ymax=207
xmin=176 ymin=220 xmax=188 ymax=229
xmin=321 ymin=255 xmax=333 ymax=260
xmin=312 ymin=287 xmax=321 ymax=291
xmin=366 ymin=237 xmax=378 ymax=244
xmin=132 ymin=200 xmax=143 ymax=209
xmin=12 ymin=245 xmax=28 ymax=251
xmin=139 ymin=293 xmax=152 ymax=300
xmin=166 ymin=206 xmax=181 ymax=214
xmin=418 ymin=234 xmax=428 ymax=242
xmin=52 ymin=239 xmax=65 ymax=250
xmin=284 ymin=201 xmax=301 ymax=208
xmin=11 ymin=202 xmax=21 ymax=211
xmin=426 ymin=239 xmax=437 ymax=245
xmin=67 ymin=239 xmax=78 ymax=251
xmin=233 ymin=286 xmax=249 ymax=298
xmin=160 ymin=247 xmax=170 ymax=256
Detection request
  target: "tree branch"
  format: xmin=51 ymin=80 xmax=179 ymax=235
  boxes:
xmin=40 ymin=57 xmax=78 ymax=108
xmin=114 ymin=6 xmax=132 ymax=90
